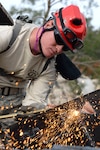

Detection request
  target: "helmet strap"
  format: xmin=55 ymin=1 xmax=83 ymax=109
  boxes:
xmin=39 ymin=26 xmax=55 ymax=57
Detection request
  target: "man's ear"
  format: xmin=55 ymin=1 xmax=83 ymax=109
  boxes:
xmin=44 ymin=20 xmax=54 ymax=28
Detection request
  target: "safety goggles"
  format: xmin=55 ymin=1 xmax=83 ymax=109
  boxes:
xmin=54 ymin=27 xmax=83 ymax=50
xmin=64 ymin=28 xmax=83 ymax=49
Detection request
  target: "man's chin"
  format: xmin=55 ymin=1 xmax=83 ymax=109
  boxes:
xmin=44 ymin=54 xmax=54 ymax=58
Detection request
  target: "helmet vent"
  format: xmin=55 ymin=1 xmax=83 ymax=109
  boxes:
xmin=72 ymin=18 xmax=82 ymax=26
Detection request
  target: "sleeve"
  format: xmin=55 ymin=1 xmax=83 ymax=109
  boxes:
xmin=22 ymin=59 xmax=57 ymax=109
xmin=0 ymin=25 xmax=13 ymax=52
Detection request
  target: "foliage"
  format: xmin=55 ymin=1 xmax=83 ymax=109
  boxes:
xmin=73 ymin=28 xmax=100 ymax=79
xmin=9 ymin=0 xmax=63 ymax=25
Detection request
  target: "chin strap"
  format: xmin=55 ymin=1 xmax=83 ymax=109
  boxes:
xmin=38 ymin=26 xmax=55 ymax=57
xmin=38 ymin=16 xmax=56 ymax=57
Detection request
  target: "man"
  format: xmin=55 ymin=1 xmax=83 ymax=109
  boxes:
xmin=0 ymin=5 xmax=88 ymax=114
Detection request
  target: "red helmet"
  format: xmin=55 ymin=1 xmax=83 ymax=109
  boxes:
xmin=52 ymin=5 xmax=87 ymax=52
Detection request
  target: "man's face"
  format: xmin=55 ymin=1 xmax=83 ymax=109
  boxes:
xmin=40 ymin=20 xmax=64 ymax=58
xmin=40 ymin=30 xmax=64 ymax=58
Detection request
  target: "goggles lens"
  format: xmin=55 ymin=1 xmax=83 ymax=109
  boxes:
xmin=64 ymin=29 xmax=83 ymax=49
xmin=54 ymin=30 xmax=70 ymax=51
xmin=73 ymin=39 xmax=83 ymax=49
xmin=54 ymin=29 xmax=64 ymax=45
xmin=54 ymin=27 xmax=83 ymax=50
xmin=65 ymin=29 xmax=76 ymax=42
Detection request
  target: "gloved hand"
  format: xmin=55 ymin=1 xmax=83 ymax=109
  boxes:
xmin=46 ymin=104 xmax=56 ymax=109
xmin=81 ymin=101 xmax=96 ymax=115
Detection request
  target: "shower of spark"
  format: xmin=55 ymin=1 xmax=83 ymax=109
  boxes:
xmin=0 ymin=89 xmax=99 ymax=149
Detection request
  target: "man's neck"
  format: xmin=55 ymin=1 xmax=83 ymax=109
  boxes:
xmin=29 ymin=27 xmax=41 ymax=55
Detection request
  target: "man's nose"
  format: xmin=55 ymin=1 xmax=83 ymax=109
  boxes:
xmin=56 ymin=45 xmax=63 ymax=53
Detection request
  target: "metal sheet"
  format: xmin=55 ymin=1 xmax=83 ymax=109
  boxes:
xmin=0 ymin=89 xmax=100 ymax=149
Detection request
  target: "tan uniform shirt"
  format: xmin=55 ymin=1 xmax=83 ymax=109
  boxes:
xmin=0 ymin=21 xmax=56 ymax=107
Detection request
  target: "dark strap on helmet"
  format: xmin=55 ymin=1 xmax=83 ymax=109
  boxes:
xmin=59 ymin=8 xmax=66 ymax=33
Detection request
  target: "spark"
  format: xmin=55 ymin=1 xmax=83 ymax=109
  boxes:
xmin=19 ymin=129 xmax=23 ymax=136
xmin=11 ymin=72 xmax=15 ymax=75
xmin=15 ymin=82 xmax=19 ymax=86
xmin=0 ymin=93 xmax=99 ymax=149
